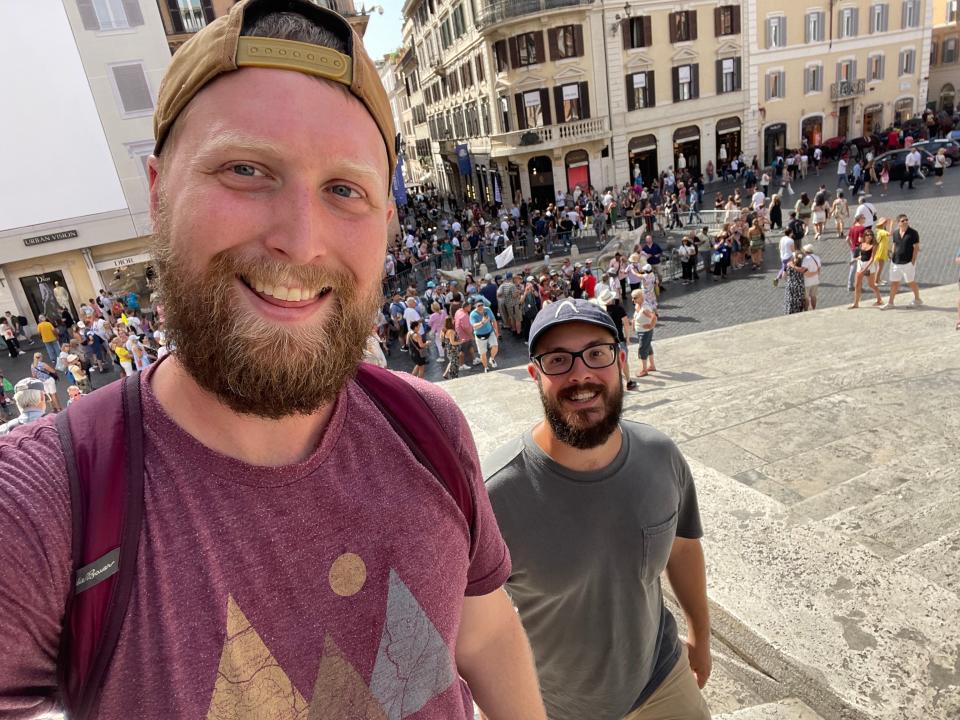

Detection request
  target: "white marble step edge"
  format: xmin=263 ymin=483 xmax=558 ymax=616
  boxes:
xmin=713 ymin=698 xmax=826 ymax=720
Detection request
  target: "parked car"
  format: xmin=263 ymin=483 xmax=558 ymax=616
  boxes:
xmin=873 ymin=148 xmax=936 ymax=182
xmin=912 ymin=139 xmax=960 ymax=167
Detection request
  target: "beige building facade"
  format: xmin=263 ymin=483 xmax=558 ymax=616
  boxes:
xmin=0 ymin=0 xmax=170 ymax=328
xmin=744 ymin=0 xmax=932 ymax=165
xmin=927 ymin=0 xmax=958 ymax=113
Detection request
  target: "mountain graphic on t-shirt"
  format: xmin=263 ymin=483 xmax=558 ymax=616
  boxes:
xmin=206 ymin=570 xmax=454 ymax=720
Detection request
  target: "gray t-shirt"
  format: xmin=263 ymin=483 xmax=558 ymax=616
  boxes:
xmin=483 ymin=421 xmax=703 ymax=720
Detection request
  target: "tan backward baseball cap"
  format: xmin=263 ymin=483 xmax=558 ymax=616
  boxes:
xmin=153 ymin=0 xmax=397 ymax=177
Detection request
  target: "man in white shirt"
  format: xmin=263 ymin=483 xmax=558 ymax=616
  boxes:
xmin=813 ymin=146 xmax=823 ymax=175
xmin=800 ymin=244 xmax=822 ymax=310
xmin=854 ymin=194 xmax=877 ymax=230
xmin=901 ymin=148 xmax=921 ymax=189
xmin=836 ymin=156 xmax=848 ymax=189
xmin=751 ymin=189 xmax=766 ymax=211
xmin=451 ymin=220 xmax=462 ymax=235
xmin=402 ymin=297 xmax=424 ymax=341
xmin=775 ymin=228 xmax=797 ymax=284
xmin=556 ymin=189 xmax=566 ymax=209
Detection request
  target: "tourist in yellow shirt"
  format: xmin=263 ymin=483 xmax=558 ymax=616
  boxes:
xmin=874 ymin=217 xmax=892 ymax=284
xmin=110 ymin=337 xmax=134 ymax=377
xmin=36 ymin=315 xmax=59 ymax=363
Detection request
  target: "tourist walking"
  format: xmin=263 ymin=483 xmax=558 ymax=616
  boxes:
xmin=883 ymin=214 xmax=923 ymax=308
xmin=831 ymin=191 xmax=849 ymax=238
xmin=783 ymin=252 xmax=807 ymax=315
xmin=800 ymin=244 xmax=822 ymax=310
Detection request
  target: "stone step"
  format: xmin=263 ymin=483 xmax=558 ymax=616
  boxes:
xmin=713 ymin=698 xmax=826 ymax=720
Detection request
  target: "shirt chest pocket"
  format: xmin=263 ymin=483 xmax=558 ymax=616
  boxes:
xmin=641 ymin=511 xmax=678 ymax=585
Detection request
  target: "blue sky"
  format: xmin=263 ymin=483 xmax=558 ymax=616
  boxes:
xmin=360 ymin=0 xmax=405 ymax=60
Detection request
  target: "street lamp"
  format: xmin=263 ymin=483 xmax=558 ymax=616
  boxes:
xmin=611 ymin=2 xmax=631 ymax=34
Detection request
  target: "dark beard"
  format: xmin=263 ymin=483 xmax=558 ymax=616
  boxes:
xmin=538 ymin=378 xmax=623 ymax=450
xmin=150 ymin=209 xmax=381 ymax=419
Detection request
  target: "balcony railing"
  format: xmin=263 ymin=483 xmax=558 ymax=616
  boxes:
xmin=476 ymin=0 xmax=593 ymax=28
xmin=490 ymin=116 xmax=609 ymax=155
xmin=830 ymin=78 xmax=866 ymax=101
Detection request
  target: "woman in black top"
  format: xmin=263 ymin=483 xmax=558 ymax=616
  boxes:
xmin=849 ymin=228 xmax=883 ymax=308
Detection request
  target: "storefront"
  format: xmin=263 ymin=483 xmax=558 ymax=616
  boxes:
xmin=862 ymin=104 xmax=884 ymax=134
xmin=94 ymin=251 xmax=154 ymax=301
xmin=3 ymin=248 xmax=92 ymax=327
xmin=801 ymin=115 xmax=823 ymax=147
xmin=565 ymin=149 xmax=591 ymax=192
xmin=763 ymin=123 xmax=787 ymax=167
xmin=628 ymin=134 xmax=658 ymax=187
xmin=894 ymin=98 xmax=914 ymax=126
xmin=715 ymin=117 xmax=742 ymax=168
xmin=672 ymin=125 xmax=701 ymax=175
xmin=527 ymin=155 xmax=555 ymax=211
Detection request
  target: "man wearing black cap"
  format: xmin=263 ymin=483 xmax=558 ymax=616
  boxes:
xmin=484 ymin=298 xmax=711 ymax=720
xmin=0 ymin=2 xmax=543 ymax=718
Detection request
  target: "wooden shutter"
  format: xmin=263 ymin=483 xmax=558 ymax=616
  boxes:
xmin=900 ymin=0 xmax=906 ymax=27
xmin=574 ymin=25 xmax=584 ymax=56
xmin=819 ymin=11 xmax=825 ymax=39
xmin=735 ymin=56 xmax=742 ymax=90
xmin=166 ymin=0 xmax=184 ymax=32
xmin=716 ymin=59 xmax=724 ymax=93
xmin=692 ymin=64 xmax=700 ymax=98
xmin=533 ymin=31 xmax=545 ymax=65
xmin=553 ymin=86 xmax=565 ymax=123
xmin=515 ymin=93 xmax=526 ymax=130
xmin=765 ymin=73 xmax=771 ymax=100
xmin=672 ymin=66 xmax=681 ymax=102
xmin=804 ymin=67 xmax=810 ymax=93
xmin=626 ymin=75 xmax=637 ymax=111
xmin=765 ymin=18 xmax=771 ymax=48
xmin=121 ymin=0 xmax=144 ymax=26
xmin=669 ymin=13 xmax=678 ymax=42
xmin=714 ymin=6 xmax=722 ymax=36
xmin=779 ymin=71 xmax=785 ymax=97
xmin=733 ymin=6 xmax=741 ymax=33
xmin=882 ymin=4 xmax=889 ymax=30
xmin=879 ymin=55 xmax=885 ymax=78
xmin=643 ymin=16 xmax=652 ymax=46
xmin=547 ymin=28 xmax=559 ymax=60
xmin=851 ymin=60 xmax=858 ymax=80
xmin=648 ymin=70 xmax=656 ymax=106
xmin=508 ymin=36 xmax=520 ymax=68
xmin=853 ymin=8 xmax=859 ymax=35
xmin=836 ymin=62 xmax=842 ymax=84
xmin=622 ymin=19 xmax=631 ymax=50
xmin=201 ymin=0 xmax=215 ymax=23
xmin=779 ymin=17 xmax=786 ymax=45
xmin=540 ymin=88 xmax=552 ymax=125
xmin=579 ymin=82 xmax=590 ymax=118
xmin=689 ymin=10 xmax=698 ymax=40
xmin=804 ymin=13 xmax=811 ymax=43
xmin=76 ymin=0 xmax=100 ymax=30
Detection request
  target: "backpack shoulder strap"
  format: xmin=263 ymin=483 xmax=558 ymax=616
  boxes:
xmin=354 ymin=363 xmax=477 ymax=557
xmin=54 ymin=374 xmax=145 ymax=720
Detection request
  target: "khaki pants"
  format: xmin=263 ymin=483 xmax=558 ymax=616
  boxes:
xmin=622 ymin=646 xmax=710 ymax=720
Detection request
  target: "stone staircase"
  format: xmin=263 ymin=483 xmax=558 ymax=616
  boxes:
xmin=447 ymin=284 xmax=960 ymax=720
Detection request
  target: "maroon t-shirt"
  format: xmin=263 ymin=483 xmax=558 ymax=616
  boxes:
xmin=0 ymin=364 xmax=509 ymax=719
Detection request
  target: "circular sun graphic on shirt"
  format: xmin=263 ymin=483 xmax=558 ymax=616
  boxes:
xmin=328 ymin=552 xmax=367 ymax=597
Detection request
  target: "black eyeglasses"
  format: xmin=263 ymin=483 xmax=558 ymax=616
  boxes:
xmin=532 ymin=342 xmax=619 ymax=376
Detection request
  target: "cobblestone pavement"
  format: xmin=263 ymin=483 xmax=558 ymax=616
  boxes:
xmin=389 ymin=164 xmax=960 ymax=381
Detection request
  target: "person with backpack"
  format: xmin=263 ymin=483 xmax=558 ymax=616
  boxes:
xmin=30 ymin=351 xmax=62 ymax=413
xmin=0 ymin=3 xmax=546 ymax=718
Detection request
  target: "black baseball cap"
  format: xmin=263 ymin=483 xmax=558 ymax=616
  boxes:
xmin=528 ymin=298 xmax=618 ymax=355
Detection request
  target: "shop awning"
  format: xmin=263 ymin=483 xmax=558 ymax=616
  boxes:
xmin=716 ymin=116 xmax=741 ymax=134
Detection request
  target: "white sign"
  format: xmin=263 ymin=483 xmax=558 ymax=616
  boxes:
xmin=524 ymin=91 xmax=541 ymax=107
xmin=633 ymin=73 xmax=646 ymax=88
xmin=562 ymin=84 xmax=579 ymax=100
xmin=94 ymin=252 xmax=152 ymax=272
xmin=678 ymin=66 xmax=691 ymax=83
xmin=722 ymin=58 xmax=734 ymax=73
xmin=495 ymin=244 xmax=515 ymax=269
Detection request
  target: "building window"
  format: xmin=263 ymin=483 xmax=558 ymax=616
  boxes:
xmin=515 ymin=32 xmax=541 ymax=66
xmin=899 ymin=48 xmax=915 ymax=74
xmin=624 ymin=16 xmax=652 ymax=49
xmin=717 ymin=57 xmax=741 ymax=93
xmin=499 ymin=96 xmax=510 ymax=133
xmin=765 ymin=70 xmax=786 ymax=99
xmin=670 ymin=10 xmax=697 ymax=42
xmin=766 ymin=16 xmax=787 ymax=48
xmin=452 ymin=4 xmax=466 ymax=37
xmin=837 ymin=59 xmax=855 ymax=82
xmin=901 ymin=0 xmax=919 ymax=27
xmin=714 ymin=5 xmax=740 ymax=36
xmin=551 ymin=25 xmax=580 ymax=59
xmin=672 ymin=64 xmax=699 ymax=101
xmin=839 ymin=7 xmax=859 ymax=37
xmin=475 ymin=53 xmax=485 ymax=82
xmin=805 ymin=11 xmax=824 ymax=43
xmin=949 ymin=0 xmax=958 ymax=22
xmin=805 ymin=64 xmax=823 ymax=93
xmin=931 ymin=40 xmax=939 ymax=65
xmin=944 ymin=38 xmax=958 ymax=63
xmin=440 ymin=17 xmax=452 ymax=48
xmin=626 ymin=71 xmax=655 ymax=110
xmin=522 ymin=90 xmax=544 ymax=128
xmin=870 ymin=3 xmax=889 ymax=32
xmin=77 ymin=0 xmax=145 ymax=31
xmin=110 ymin=62 xmax=154 ymax=116
xmin=554 ymin=83 xmax=588 ymax=122
xmin=481 ymin=98 xmax=491 ymax=135
xmin=868 ymin=54 xmax=885 ymax=80
xmin=494 ymin=40 xmax=509 ymax=72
